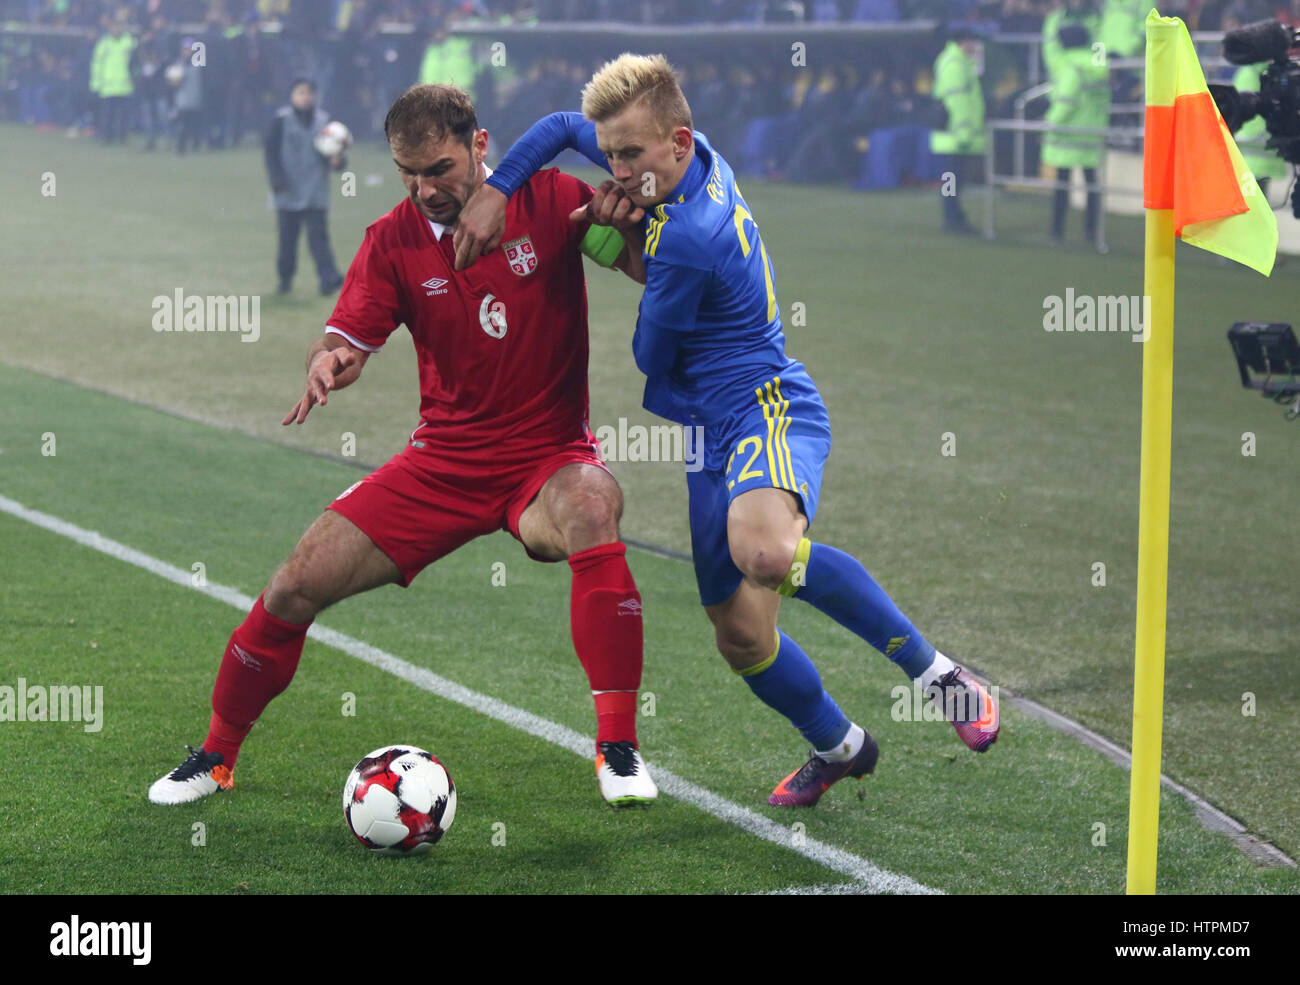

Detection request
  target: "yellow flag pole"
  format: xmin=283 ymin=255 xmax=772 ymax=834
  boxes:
xmin=1127 ymin=205 xmax=1176 ymax=895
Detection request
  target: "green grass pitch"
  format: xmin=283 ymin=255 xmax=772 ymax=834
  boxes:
xmin=0 ymin=124 xmax=1297 ymax=894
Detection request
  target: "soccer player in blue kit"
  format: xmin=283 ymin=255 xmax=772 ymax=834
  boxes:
xmin=454 ymin=54 xmax=999 ymax=806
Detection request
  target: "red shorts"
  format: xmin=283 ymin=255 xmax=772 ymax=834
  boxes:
xmin=328 ymin=425 xmax=609 ymax=586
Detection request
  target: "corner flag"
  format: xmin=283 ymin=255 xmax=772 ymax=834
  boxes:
xmin=1128 ymin=9 xmax=1278 ymax=896
xmin=1143 ymin=9 xmax=1278 ymax=275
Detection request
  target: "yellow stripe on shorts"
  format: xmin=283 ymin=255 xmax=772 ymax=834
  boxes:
xmin=772 ymin=377 xmax=797 ymax=490
xmin=756 ymin=381 xmax=781 ymax=489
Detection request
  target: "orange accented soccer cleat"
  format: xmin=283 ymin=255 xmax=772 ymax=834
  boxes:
xmin=148 ymin=745 xmax=234 ymax=805
xmin=927 ymin=666 xmax=1000 ymax=752
xmin=595 ymin=740 xmax=658 ymax=808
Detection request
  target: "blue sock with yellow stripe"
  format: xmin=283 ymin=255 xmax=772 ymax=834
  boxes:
xmin=736 ymin=630 xmax=850 ymax=750
xmin=779 ymin=538 xmax=937 ymax=679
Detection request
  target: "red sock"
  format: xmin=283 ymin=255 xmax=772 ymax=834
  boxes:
xmin=204 ymin=594 xmax=310 ymax=769
xmin=568 ymin=542 xmax=643 ymax=751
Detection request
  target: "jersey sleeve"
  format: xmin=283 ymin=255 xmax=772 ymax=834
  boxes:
xmin=485 ymin=112 xmax=609 ymax=198
xmin=324 ymin=227 xmax=404 ymax=353
xmin=633 ymin=259 xmax=710 ymax=376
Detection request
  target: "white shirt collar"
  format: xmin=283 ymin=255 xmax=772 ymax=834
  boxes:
xmin=427 ymin=164 xmax=493 ymax=241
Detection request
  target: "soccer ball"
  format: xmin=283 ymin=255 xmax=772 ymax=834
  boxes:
xmin=343 ymin=745 xmax=456 ymax=856
xmin=314 ymin=120 xmax=352 ymax=158
xmin=164 ymin=63 xmax=185 ymax=86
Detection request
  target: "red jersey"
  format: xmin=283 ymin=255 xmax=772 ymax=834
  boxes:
xmin=326 ymin=168 xmax=596 ymax=462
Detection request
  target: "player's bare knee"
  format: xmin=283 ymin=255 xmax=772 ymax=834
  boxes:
xmin=731 ymin=540 xmax=798 ymax=590
xmin=264 ymin=564 xmax=325 ymax=623
xmin=556 ymin=489 xmax=621 ymax=554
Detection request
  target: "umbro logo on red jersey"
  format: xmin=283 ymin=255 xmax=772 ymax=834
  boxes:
xmin=617 ymin=598 xmax=642 ymax=617
xmin=422 ymin=277 xmax=449 ymax=296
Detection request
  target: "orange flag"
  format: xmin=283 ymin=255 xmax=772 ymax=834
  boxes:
xmin=1143 ymin=9 xmax=1277 ymax=275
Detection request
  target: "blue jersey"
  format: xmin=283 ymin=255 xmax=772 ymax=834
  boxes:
xmin=633 ymin=134 xmax=799 ymax=426
xmin=486 ymin=114 xmax=804 ymax=427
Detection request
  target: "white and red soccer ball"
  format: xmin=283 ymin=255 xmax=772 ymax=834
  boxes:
xmin=343 ymin=745 xmax=456 ymax=856
xmin=314 ymin=120 xmax=353 ymax=158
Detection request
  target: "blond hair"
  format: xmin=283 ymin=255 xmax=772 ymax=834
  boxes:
xmin=580 ymin=53 xmax=692 ymax=136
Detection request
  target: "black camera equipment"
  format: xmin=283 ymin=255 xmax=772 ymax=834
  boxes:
xmin=1227 ymin=322 xmax=1300 ymax=421
xmin=1207 ymin=20 xmax=1300 ymax=217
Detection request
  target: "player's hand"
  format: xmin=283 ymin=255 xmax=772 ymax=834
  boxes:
xmin=282 ymin=347 xmax=359 ymax=425
xmin=569 ymin=180 xmax=645 ymax=235
xmin=453 ymin=183 xmax=507 ymax=270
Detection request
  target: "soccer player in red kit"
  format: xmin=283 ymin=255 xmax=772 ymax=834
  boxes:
xmin=148 ymin=84 xmax=658 ymax=808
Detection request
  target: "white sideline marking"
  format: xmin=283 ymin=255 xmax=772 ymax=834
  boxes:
xmin=0 ymin=493 xmax=940 ymax=896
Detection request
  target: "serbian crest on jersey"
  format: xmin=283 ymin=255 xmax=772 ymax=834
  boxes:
xmin=503 ymin=234 xmax=537 ymax=277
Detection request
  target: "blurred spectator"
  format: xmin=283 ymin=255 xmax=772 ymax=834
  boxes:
xmin=329 ymin=11 xmax=375 ymax=140
xmin=132 ymin=20 xmax=172 ymax=149
xmin=735 ymin=65 xmax=801 ymax=176
xmin=264 ymin=77 xmax=345 ymax=295
xmin=1098 ymin=0 xmax=1144 ymax=58
xmin=490 ymin=55 xmax=580 ymax=152
xmin=1042 ymin=0 xmax=1100 ymax=79
xmin=90 ymin=17 xmax=136 ymax=142
xmin=198 ymin=11 xmax=235 ymax=147
xmin=929 ymin=27 xmax=986 ymax=232
xmin=782 ymin=66 xmax=861 ymax=182
xmin=418 ymin=15 xmax=477 ymax=100
xmin=224 ymin=13 xmax=276 ymax=148
xmin=172 ymin=36 xmax=204 ymax=153
xmin=1042 ymin=23 xmax=1108 ymax=243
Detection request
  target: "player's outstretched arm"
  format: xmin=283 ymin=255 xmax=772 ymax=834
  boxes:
xmin=454 ymin=112 xmax=606 ymax=270
xmin=282 ymin=333 xmax=369 ymax=426
xmin=486 ymin=111 xmax=608 ymax=195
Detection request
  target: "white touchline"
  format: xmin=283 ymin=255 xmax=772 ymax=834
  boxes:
xmin=0 ymin=493 xmax=940 ymax=895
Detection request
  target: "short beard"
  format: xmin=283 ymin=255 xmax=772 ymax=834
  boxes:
xmin=442 ymin=159 xmax=482 ymax=228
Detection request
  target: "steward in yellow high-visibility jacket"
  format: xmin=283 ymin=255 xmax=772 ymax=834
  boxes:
xmin=1044 ymin=24 xmax=1110 ymax=244
xmin=90 ymin=23 xmax=136 ymax=144
xmin=929 ymin=31 xmax=986 ymax=233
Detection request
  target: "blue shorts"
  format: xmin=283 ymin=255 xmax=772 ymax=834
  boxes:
xmin=687 ymin=368 xmax=831 ymax=607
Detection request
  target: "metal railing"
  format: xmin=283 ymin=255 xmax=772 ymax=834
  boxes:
xmin=984 ymin=118 xmax=1143 ymax=253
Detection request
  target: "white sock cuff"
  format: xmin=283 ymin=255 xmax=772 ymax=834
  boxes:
xmin=918 ymin=651 xmax=957 ymax=690
xmin=817 ymin=722 xmax=865 ymax=762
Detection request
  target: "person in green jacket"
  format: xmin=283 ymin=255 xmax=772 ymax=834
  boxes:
xmin=418 ymin=17 xmax=476 ymax=105
xmin=1043 ymin=24 xmax=1111 ymax=244
xmin=929 ymin=27 xmax=987 ymax=233
xmin=1099 ymin=0 xmax=1144 ymax=60
xmin=90 ymin=19 xmax=136 ymax=144
xmin=1042 ymin=0 xmax=1101 ymax=81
